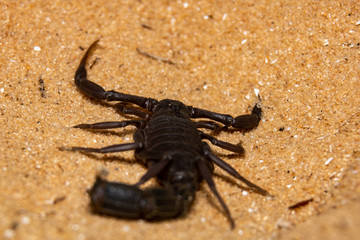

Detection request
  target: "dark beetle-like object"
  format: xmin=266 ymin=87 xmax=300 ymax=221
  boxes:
xmin=63 ymin=40 xmax=269 ymax=229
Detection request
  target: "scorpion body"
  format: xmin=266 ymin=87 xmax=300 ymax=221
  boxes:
xmin=63 ymin=40 xmax=268 ymax=229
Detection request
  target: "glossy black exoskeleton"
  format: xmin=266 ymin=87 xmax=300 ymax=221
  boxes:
xmin=62 ymin=40 xmax=269 ymax=229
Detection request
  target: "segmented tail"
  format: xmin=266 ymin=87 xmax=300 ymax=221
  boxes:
xmin=89 ymin=177 xmax=194 ymax=220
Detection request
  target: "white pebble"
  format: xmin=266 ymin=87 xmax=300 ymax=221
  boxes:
xmin=122 ymin=225 xmax=130 ymax=232
xmin=71 ymin=224 xmax=79 ymax=231
xmin=3 ymin=229 xmax=15 ymax=239
xmin=21 ymin=216 xmax=30 ymax=225
xmin=325 ymin=157 xmax=334 ymax=166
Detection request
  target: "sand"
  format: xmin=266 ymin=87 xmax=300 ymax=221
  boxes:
xmin=1 ymin=1 xmax=359 ymax=239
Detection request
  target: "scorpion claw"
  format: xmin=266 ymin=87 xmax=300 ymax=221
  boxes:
xmin=231 ymin=102 xmax=262 ymax=130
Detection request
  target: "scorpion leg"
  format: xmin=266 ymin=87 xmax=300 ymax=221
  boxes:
xmin=59 ymin=142 xmax=143 ymax=153
xmin=75 ymin=40 xmax=158 ymax=111
xmin=115 ymin=103 xmax=150 ymax=119
xmin=73 ymin=120 xmax=145 ymax=129
xmin=203 ymin=143 xmax=269 ymax=196
xmin=190 ymin=103 xmax=261 ymax=130
xmin=134 ymin=156 xmax=172 ymax=187
xmin=194 ymin=121 xmax=221 ymax=131
xmin=199 ymin=131 xmax=245 ymax=154
xmin=196 ymin=157 xmax=235 ymax=229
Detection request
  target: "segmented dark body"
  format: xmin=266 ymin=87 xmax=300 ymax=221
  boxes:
xmin=62 ymin=40 xmax=269 ymax=229
xmin=138 ymin=101 xmax=204 ymax=192
xmin=135 ymin=100 xmax=203 ymax=218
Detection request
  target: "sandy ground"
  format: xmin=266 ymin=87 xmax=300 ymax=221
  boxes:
xmin=1 ymin=1 xmax=359 ymax=239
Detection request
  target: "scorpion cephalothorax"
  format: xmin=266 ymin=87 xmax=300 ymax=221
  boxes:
xmin=61 ymin=40 xmax=269 ymax=229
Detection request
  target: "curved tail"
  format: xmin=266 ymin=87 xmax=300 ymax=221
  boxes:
xmin=89 ymin=177 xmax=194 ymax=220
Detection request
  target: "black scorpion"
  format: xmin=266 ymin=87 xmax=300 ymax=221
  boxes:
xmin=62 ymin=40 xmax=269 ymax=229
